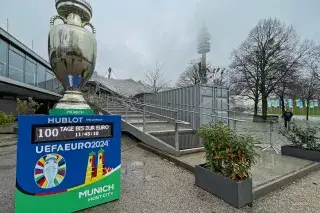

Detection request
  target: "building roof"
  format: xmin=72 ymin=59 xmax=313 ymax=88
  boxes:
xmin=89 ymin=73 xmax=152 ymax=98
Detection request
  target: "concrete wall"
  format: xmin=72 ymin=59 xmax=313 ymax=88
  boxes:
xmin=0 ymin=97 xmax=17 ymax=115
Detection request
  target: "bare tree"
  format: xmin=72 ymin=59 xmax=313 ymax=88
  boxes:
xmin=143 ymin=61 xmax=171 ymax=94
xmin=298 ymin=48 xmax=320 ymax=120
xmin=297 ymin=72 xmax=320 ymax=120
xmin=230 ymin=51 xmax=261 ymax=115
xmin=176 ymin=59 xmax=229 ymax=88
xmin=306 ymin=45 xmax=320 ymax=80
xmin=176 ymin=59 xmax=201 ymax=87
xmin=209 ymin=67 xmax=229 ymax=87
xmin=273 ymin=61 xmax=300 ymax=113
xmin=230 ymin=17 xmax=313 ymax=118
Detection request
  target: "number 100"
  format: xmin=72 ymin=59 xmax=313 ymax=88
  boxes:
xmin=38 ymin=128 xmax=59 ymax=138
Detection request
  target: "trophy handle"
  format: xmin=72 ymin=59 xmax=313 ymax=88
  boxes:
xmin=82 ymin=22 xmax=96 ymax=35
xmin=50 ymin=15 xmax=66 ymax=28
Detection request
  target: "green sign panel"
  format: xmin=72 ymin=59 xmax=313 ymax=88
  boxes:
xmin=50 ymin=108 xmax=94 ymax=115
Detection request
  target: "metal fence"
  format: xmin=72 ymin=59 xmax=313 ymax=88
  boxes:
xmin=86 ymin=93 xmax=251 ymax=151
xmin=143 ymin=84 xmax=229 ymax=129
xmin=85 ymin=91 xmax=307 ymax=154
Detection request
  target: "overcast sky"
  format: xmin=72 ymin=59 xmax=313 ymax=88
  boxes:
xmin=1 ymin=0 xmax=320 ymax=84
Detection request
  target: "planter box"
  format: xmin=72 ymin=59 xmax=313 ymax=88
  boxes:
xmin=195 ymin=164 xmax=252 ymax=208
xmin=253 ymin=115 xmax=279 ymax=123
xmin=281 ymin=145 xmax=320 ymax=162
xmin=0 ymin=124 xmax=17 ymax=134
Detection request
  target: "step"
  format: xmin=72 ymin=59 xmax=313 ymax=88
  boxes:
xmin=129 ymin=120 xmax=168 ymax=125
xmin=106 ymin=109 xmax=129 ymax=113
xmin=124 ymin=117 xmax=164 ymax=123
xmin=104 ymin=103 xmax=123 ymax=106
xmin=133 ymin=122 xmax=193 ymax=132
xmin=109 ymin=111 xmax=140 ymax=115
xmin=104 ymin=106 xmax=125 ymax=109
xmin=107 ymin=109 xmax=128 ymax=113
xmin=121 ymin=114 xmax=152 ymax=118
xmin=103 ymin=105 xmax=124 ymax=108
xmin=106 ymin=107 xmax=128 ymax=109
xmin=149 ymin=131 xmax=202 ymax=150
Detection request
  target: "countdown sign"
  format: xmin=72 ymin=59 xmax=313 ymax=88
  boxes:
xmin=15 ymin=115 xmax=121 ymax=213
xmin=32 ymin=123 xmax=113 ymax=143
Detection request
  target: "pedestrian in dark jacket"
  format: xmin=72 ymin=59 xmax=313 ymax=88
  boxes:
xmin=282 ymin=109 xmax=293 ymax=129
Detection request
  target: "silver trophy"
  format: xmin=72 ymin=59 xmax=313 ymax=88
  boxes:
xmin=48 ymin=0 xmax=97 ymax=110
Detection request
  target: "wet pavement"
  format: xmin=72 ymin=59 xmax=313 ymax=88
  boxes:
xmin=0 ymin=134 xmax=320 ymax=213
xmin=170 ymin=149 xmax=316 ymax=188
xmin=233 ymin=115 xmax=320 ymax=149
xmin=151 ymin=115 xmax=320 ymax=151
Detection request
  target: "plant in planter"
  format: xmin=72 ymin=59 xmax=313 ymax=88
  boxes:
xmin=16 ymin=97 xmax=42 ymax=115
xmin=279 ymin=122 xmax=320 ymax=162
xmin=0 ymin=111 xmax=16 ymax=134
xmin=195 ymin=122 xmax=259 ymax=208
xmin=0 ymin=112 xmax=15 ymax=126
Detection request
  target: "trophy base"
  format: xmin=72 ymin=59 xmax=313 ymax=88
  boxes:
xmin=50 ymin=91 xmax=95 ymax=115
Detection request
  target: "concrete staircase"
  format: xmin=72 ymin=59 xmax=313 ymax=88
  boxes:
xmin=106 ymin=101 xmax=193 ymax=133
xmin=95 ymin=99 xmax=203 ymax=155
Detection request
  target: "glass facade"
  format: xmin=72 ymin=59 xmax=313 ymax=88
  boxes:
xmin=37 ymin=64 xmax=47 ymax=89
xmin=9 ymin=47 xmax=25 ymax=82
xmin=0 ymin=39 xmax=7 ymax=77
xmin=25 ymin=58 xmax=37 ymax=86
xmin=53 ymin=77 xmax=63 ymax=93
xmin=0 ymin=36 xmax=63 ymax=94
xmin=46 ymin=70 xmax=54 ymax=91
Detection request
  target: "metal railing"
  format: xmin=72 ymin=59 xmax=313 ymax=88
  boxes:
xmin=85 ymin=92 xmax=317 ymax=155
xmin=86 ymin=93 xmax=262 ymax=152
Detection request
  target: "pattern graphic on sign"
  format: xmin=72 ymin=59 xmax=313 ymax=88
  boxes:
xmin=34 ymin=154 xmax=66 ymax=189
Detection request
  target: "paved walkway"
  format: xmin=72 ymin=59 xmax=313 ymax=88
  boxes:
xmin=171 ymin=149 xmax=316 ymax=189
xmin=234 ymin=115 xmax=320 ymax=149
xmin=0 ymin=134 xmax=319 ymax=213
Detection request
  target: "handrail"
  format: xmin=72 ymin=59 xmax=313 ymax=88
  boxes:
xmin=122 ymin=107 xmax=190 ymax=125
xmin=145 ymin=99 xmax=256 ymax=116
xmin=105 ymin=95 xmax=188 ymax=125
xmin=87 ymin=93 xmax=286 ymax=154
xmin=113 ymin=96 xmax=178 ymax=113
xmin=118 ymin=96 xmax=246 ymax=123
xmin=86 ymin=93 xmax=247 ymax=124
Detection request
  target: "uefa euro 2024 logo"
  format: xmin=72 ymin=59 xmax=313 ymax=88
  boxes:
xmin=34 ymin=154 xmax=66 ymax=189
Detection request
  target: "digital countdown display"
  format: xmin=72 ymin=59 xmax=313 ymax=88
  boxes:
xmin=32 ymin=123 xmax=113 ymax=143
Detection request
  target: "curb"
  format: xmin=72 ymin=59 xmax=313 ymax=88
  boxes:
xmin=0 ymin=126 xmax=18 ymax=134
xmin=252 ymin=162 xmax=320 ymax=200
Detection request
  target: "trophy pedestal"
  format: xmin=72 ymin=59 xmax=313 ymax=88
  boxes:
xmin=50 ymin=91 xmax=94 ymax=115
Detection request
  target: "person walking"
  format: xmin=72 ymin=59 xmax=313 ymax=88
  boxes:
xmin=282 ymin=108 xmax=293 ymax=129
